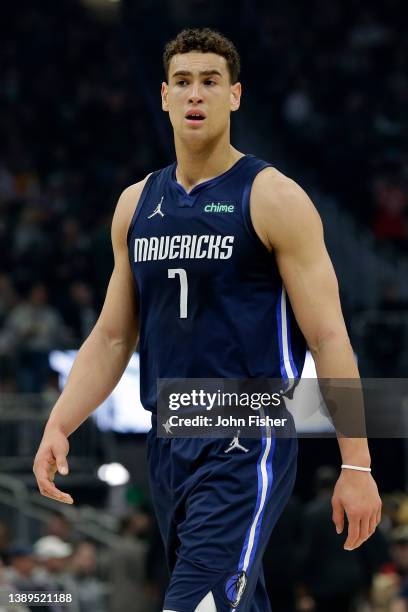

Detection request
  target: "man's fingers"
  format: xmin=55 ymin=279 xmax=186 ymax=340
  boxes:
xmin=43 ymin=490 xmax=74 ymax=504
xmin=37 ymin=468 xmax=74 ymax=503
xmin=346 ymin=513 xmax=377 ymax=550
xmin=38 ymin=479 xmax=73 ymax=504
xmin=332 ymin=498 xmax=344 ymax=534
xmin=369 ymin=513 xmax=377 ymax=536
xmin=344 ymin=514 xmax=360 ymax=550
xmin=34 ymin=456 xmax=73 ymax=504
xmin=358 ymin=515 xmax=370 ymax=544
xmin=35 ymin=456 xmax=57 ymax=481
xmin=54 ymin=453 xmax=69 ymax=476
xmin=46 ymin=441 xmax=70 ymax=476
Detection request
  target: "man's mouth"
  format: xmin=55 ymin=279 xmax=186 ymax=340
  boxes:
xmin=185 ymin=111 xmax=206 ymax=122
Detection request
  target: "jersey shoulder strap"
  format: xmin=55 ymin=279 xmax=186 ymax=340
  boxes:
xmin=126 ymin=165 xmax=172 ymax=241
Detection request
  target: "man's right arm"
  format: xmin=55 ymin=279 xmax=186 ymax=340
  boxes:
xmin=33 ymin=176 xmax=150 ymax=504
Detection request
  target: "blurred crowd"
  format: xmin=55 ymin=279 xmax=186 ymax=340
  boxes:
xmin=259 ymin=2 xmax=408 ymax=246
xmin=0 ymin=507 xmax=155 ymax=612
xmin=0 ymin=0 xmax=165 ymax=391
xmin=2 ymin=467 xmax=408 ymax=611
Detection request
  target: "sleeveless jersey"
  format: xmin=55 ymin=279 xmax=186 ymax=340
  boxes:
xmin=127 ymin=154 xmax=306 ymax=413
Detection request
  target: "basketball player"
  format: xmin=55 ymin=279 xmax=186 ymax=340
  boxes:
xmin=33 ymin=29 xmax=382 ymax=611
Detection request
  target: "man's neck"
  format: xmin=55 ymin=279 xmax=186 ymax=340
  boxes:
xmin=174 ymin=138 xmax=244 ymax=193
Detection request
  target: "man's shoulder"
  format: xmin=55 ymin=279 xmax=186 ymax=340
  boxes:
xmin=112 ymin=173 xmax=153 ymax=234
xmin=250 ymin=167 xmax=321 ymax=249
xmin=120 ymin=172 xmax=153 ymax=204
xmin=117 ymin=162 xmax=174 ymax=214
xmin=252 ymin=166 xmax=311 ymax=213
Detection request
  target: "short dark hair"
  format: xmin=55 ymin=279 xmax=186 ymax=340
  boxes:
xmin=163 ymin=28 xmax=240 ymax=84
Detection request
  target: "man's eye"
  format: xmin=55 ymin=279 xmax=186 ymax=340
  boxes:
xmin=175 ymin=79 xmax=215 ymax=86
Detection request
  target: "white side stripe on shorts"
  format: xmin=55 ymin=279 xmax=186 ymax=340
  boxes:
xmin=280 ymin=286 xmax=296 ymax=379
xmin=241 ymin=413 xmax=273 ymax=573
xmin=163 ymin=590 xmax=217 ymax=612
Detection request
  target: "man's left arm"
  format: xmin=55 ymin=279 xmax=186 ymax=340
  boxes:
xmin=251 ymin=168 xmax=382 ymax=550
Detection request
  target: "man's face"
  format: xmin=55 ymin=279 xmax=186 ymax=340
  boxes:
xmin=162 ymin=52 xmax=241 ymax=145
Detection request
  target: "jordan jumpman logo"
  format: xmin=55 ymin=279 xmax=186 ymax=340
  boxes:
xmin=224 ymin=430 xmax=249 ymax=453
xmin=147 ymin=195 xmax=165 ymax=219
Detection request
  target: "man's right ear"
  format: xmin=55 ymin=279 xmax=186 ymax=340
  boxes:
xmin=161 ymin=82 xmax=169 ymax=112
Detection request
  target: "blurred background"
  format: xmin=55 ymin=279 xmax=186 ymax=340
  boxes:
xmin=0 ymin=0 xmax=407 ymax=610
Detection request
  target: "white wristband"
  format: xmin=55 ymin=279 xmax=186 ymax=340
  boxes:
xmin=341 ymin=464 xmax=371 ymax=472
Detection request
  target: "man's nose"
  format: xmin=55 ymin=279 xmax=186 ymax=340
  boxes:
xmin=188 ymin=83 xmax=203 ymax=104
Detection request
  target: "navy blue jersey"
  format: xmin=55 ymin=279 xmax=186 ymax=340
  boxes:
xmin=127 ymin=154 xmax=306 ymax=413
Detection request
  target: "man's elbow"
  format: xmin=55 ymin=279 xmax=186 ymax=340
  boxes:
xmin=93 ymin=322 xmax=138 ymax=358
xmin=308 ymin=327 xmax=353 ymax=361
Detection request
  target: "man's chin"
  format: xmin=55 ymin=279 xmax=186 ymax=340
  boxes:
xmin=179 ymin=128 xmax=212 ymax=146
xmin=183 ymin=125 xmax=207 ymax=135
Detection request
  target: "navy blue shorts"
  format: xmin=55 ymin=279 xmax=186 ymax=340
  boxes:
xmin=147 ymin=417 xmax=298 ymax=611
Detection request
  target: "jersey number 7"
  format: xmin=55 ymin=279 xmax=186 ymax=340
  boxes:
xmin=168 ymin=268 xmax=188 ymax=319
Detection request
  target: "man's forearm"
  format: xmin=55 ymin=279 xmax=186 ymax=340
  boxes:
xmin=311 ymin=332 xmax=371 ymax=467
xmin=46 ymin=326 xmax=136 ymax=437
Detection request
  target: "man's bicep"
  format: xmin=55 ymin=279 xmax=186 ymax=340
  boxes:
xmin=270 ymin=184 xmax=348 ymax=352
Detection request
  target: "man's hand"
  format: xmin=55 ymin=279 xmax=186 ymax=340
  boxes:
xmin=332 ymin=469 xmax=382 ymax=550
xmin=33 ymin=427 xmax=74 ymax=505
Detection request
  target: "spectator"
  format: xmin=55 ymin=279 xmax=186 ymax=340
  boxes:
xmin=0 ymin=557 xmax=29 ymax=612
xmin=372 ymin=526 xmax=408 ymax=611
xmin=60 ymin=281 xmax=97 ymax=343
xmin=3 ymin=543 xmax=50 ymax=612
xmin=68 ymin=540 xmax=109 ymax=612
xmin=382 ymin=526 xmax=408 ymax=581
xmin=106 ymin=512 xmax=150 ymax=612
xmin=0 ymin=284 xmax=65 ymax=392
xmin=391 ymin=582 xmax=408 ymax=612
xmin=44 ymin=512 xmax=74 ymax=546
xmin=32 ymin=536 xmax=79 ymax=612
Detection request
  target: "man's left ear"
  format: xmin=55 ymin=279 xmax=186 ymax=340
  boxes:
xmin=230 ymin=83 xmax=241 ymax=112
